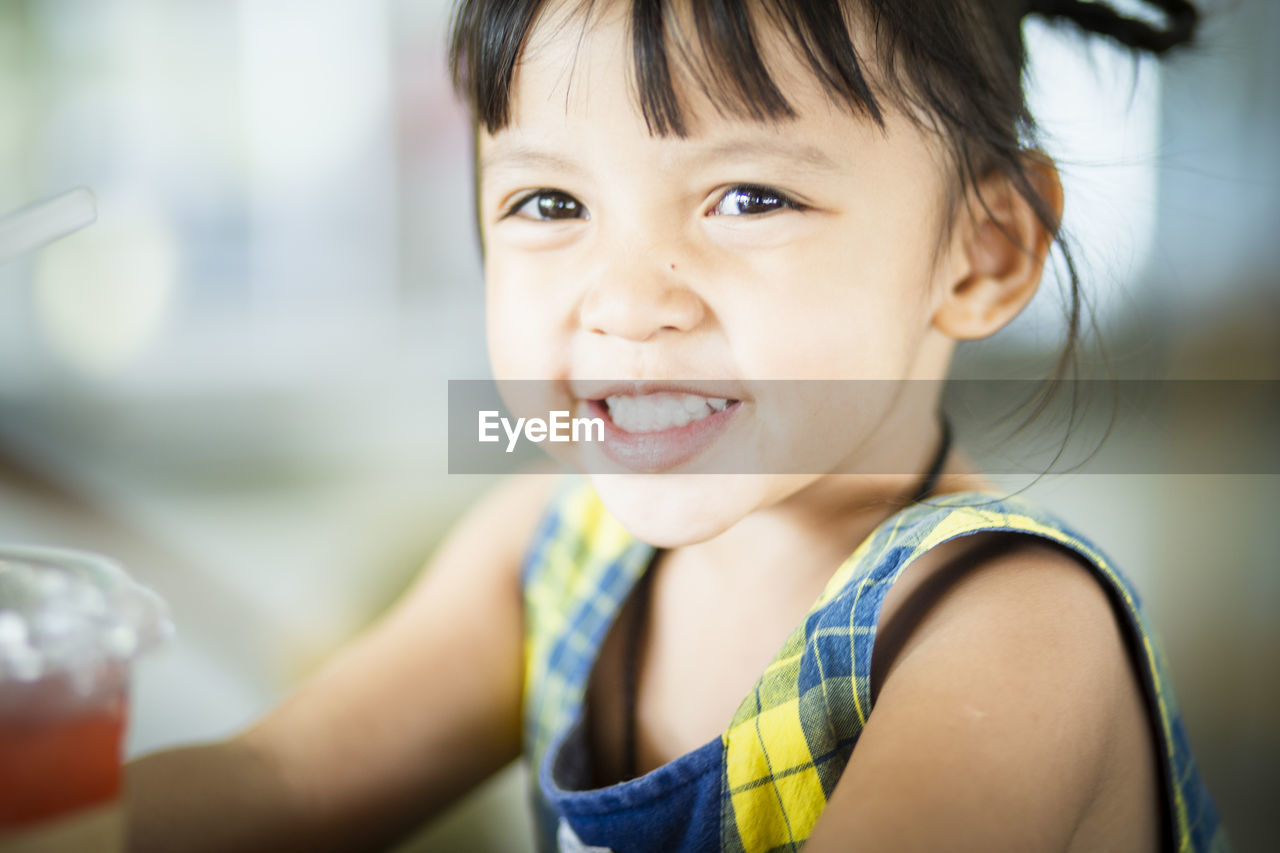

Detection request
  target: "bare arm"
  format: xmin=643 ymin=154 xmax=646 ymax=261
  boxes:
xmin=125 ymin=474 xmax=559 ymax=853
xmin=802 ymin=537 xmax=1161 ymax=852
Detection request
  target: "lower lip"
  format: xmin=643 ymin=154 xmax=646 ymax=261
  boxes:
xmin=585 ymin=398 xmax=742 ymax=473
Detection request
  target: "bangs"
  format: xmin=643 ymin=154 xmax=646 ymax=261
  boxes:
xmin=448 ymin=0 xmax=889 ymax=137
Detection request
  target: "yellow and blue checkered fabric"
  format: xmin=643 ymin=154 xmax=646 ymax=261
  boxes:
xmin=520 ymin=475 xmax=1227 ymax=852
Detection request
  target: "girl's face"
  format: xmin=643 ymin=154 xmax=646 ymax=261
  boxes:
xmin=477 ymin=1 xmax=972 ymax=545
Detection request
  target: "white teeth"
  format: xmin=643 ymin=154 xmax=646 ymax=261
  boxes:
xmin=603 ymin=392 xmax=733 ymax=434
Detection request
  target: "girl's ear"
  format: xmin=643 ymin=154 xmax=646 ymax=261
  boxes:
xmin=931 ymin=154 xmax=1064 ymax=341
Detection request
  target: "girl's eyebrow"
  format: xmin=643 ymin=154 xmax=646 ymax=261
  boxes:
xmin=480 ymin=144 xmax=582 ymax=175
xmin=692 ymin=139 xmax=840 ymax=172
xmin=480 ymin=138 xmax=840 ymax=175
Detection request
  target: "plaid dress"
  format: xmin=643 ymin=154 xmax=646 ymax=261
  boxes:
xmin=520 ymin=475 xmax=1227 ymax=852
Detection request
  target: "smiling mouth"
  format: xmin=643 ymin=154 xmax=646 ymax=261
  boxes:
xmin=598 ymin=391 xmax=740 ymax=433
xmin=578 ymin=389 xmax=744 ymax=473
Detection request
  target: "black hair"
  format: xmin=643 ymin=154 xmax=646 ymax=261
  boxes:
xmin=447 ymin=0 xmax=1199 ymax=448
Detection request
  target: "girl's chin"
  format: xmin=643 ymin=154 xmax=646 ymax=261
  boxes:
xmin=586 ymin=473 xmax=773 ymax=548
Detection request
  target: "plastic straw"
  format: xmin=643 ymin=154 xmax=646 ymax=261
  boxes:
xmin=0 ymin=187 xmax=98 ymax=263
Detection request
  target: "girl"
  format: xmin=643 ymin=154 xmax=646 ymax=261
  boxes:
xmin=127 ymin=0 xmax=1226 ymax=851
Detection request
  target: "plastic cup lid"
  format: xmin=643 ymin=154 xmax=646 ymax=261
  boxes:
xmin=0 ymin=545 xmax=174 ymax=687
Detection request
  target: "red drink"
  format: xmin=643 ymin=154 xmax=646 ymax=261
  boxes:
xmin=1 ymin=683 xmax=126 ymax=825
xmin=0 ymin=547 xmax=171 ymax=852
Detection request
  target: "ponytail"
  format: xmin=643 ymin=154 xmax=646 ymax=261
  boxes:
xmin=1026 ymin=0 xmax=1199 ymax=54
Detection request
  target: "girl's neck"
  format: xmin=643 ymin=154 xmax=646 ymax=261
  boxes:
xmin=673 ymin=434 xmax=993 ymax=590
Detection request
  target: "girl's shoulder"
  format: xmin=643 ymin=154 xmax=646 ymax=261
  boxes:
xmin=691 ymin=481 xmax=1229 ymax=852
xmin=797 ymin=524 xmax=1168 ymax=851
xmin=797 ymin=490 xmax=1227 ymax=852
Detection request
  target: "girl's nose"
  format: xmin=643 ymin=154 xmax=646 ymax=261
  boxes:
xmin=578 ymin=262 xmax=706 ymax=341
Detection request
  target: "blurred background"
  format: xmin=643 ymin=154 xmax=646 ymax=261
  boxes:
xmin=0 ymin=0 xmax=1275 ymax=849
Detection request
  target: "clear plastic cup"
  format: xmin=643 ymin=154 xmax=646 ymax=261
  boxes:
xmin=0 ymin=545 xmax=172 ymax=852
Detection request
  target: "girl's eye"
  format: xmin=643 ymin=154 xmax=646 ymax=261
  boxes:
xmin=505 ymin=190 xmax=588 ymax=222
xmin=711 ymin=185 xmax=802 ymax=217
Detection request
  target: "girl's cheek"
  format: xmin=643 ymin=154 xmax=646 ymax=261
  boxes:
xmin=487 ymin=271 xmax=566 ymax=370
